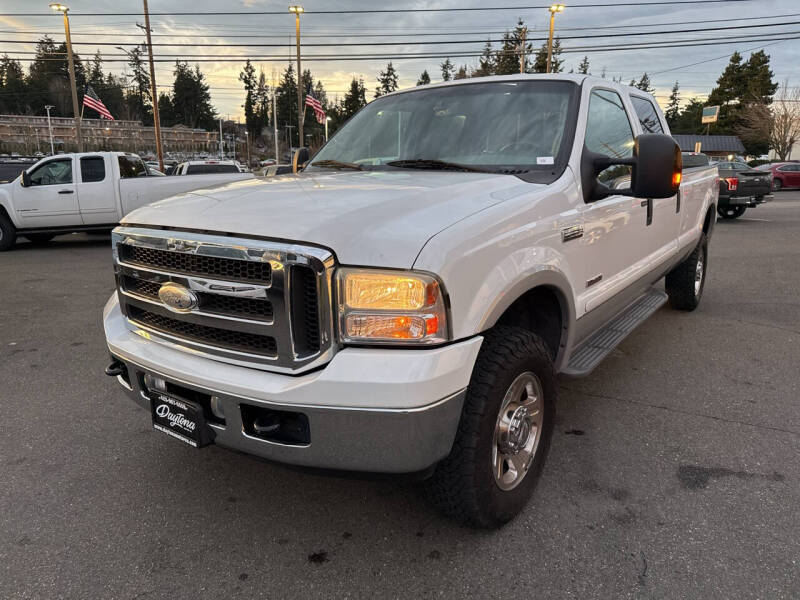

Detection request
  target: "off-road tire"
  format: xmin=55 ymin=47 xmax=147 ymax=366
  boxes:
xmin=424 ymin=326 xmax=556 ymax=528
xmin=717 ymin=206 xmax=746 ymax=219
xmin=0 ymin=211 xmax=16 ymax=251
xmin=25 ymin=233 xmax=55 ymax=245
xmin=666 ymin=234 xmax=707 ymax=311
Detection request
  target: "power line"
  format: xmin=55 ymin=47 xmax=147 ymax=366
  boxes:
xmin=6 ymin=12 xmax=799 ymax=38
xmin=5 ymin=19 xmax=799 ymax=48
xmin=6 ymin=33 xmax=798 ymax=63
xmin=0 ymin=0 xmax=759 ymax=17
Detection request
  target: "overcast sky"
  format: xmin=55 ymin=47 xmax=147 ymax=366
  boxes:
xmin=1 ymin=0 xmax=797 ymax=119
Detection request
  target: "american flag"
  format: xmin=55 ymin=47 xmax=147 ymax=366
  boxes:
xmin=82 ymin=85 xmax=114 ymax=120
xmin=305 ymin=92 xmax=326 ymax=124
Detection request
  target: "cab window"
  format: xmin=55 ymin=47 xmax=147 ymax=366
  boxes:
xmin=118 ymin=155 xmax=148 ymax=178
xmin=28 ymin=159 xmax=72 ymax=186
xmin=80 ymin=156 xmax=106 ymax=183
xmin=630 ymin=96 xmax=664 ymax=134
xmin=585 ymin=89 xmax=635 ymax=189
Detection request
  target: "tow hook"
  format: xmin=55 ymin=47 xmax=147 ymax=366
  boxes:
xmin=105 ymin=359 xmax=126 ymax=377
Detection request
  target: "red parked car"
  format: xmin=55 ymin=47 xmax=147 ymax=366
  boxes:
xmin=763 ymin=162 xmax=800 ymax=190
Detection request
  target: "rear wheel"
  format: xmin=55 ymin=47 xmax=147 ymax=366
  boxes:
xmin=424 ymin=326 xmax=556 ymax=528
xmin=717 ymin=206 xmax=746 ymax=219
xmin=25 ymin=233 xmax=55 ymax=245
xmin=666 ymin=235 xmax=707 ymax=311
xmin=0 ymin=212 xmax=16 ymax=251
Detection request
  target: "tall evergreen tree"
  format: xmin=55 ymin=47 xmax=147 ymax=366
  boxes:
xmin=0 ymin=55 xmax=28 ymax=114
xmin=416 ymin=70 xmax=431 ymax=86
xmin=341 ymin=77 xmax=367 ymax=120
xmin=440 ymin=58 xmax=455 ymax=81
xmin=577 ymin=56 xmax=590 ymax=75
xmin=375 ymin=61 xmax=398 ymax=98
xmin=472 ymin=40 xmax=496 ymax=77
xmin=125 ymin=46 xmax=151 ymax=124
xmin=665 ymin=81 xmax=681 ymax=128
xmin=253 ymin=69 xmax=271 ymax=135
xmin=634 ymin=73 xmax=655 ymax=93
xmin=454 ymin=65 xmax=468 ymax=80
xmin=170 ymin=61 xmax=215 ymax=129
xmin=239 ymin=59 xmax=257 ymax=134
xmin=496 ymin=21 xmax=533 ymax=74
xmin=532 ymin=38 xmax=563 ymax=74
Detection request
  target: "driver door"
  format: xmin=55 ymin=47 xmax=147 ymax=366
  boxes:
xmin=14 ymin=157 xmax=80 ymax=228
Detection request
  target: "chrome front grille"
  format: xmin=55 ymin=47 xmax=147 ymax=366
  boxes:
xmin=112 ymin=226 xmax=335 ymax=374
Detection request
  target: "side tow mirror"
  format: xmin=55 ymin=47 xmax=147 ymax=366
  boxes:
xmin=20 ymin=171 xmax=32 ymax=187
xmin=581 ymin=133 xmax=682 ymax=202
xmin=292 ymin=147 xmax=310 ymax=174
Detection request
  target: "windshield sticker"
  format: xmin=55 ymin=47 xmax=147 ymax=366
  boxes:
xmin=537 ymin=157 xmax=555 ymax=165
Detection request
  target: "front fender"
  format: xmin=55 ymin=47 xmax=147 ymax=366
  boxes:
xmin=0 ymin=187 xmax=17 ymax=227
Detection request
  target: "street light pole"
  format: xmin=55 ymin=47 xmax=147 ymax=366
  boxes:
xmin=50 ymin=3 xmax=82 ymax=152
xmin=325 ymin=116 xmax=330 ymax=142
xmin=546 ymin=4 xmax=565 ymax=74
xmin=140 ymin=0 xmax=164 ymax=172
xmin=45 ymin=105 xmax=55 ymax=155
xmin=289 ymin=5 xmax=305 ymax=150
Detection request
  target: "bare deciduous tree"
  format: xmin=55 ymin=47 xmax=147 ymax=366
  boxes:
xmin=739 ymin=81 xmax=800 ymax=160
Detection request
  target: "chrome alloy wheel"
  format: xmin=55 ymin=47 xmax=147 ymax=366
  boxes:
xmin=492 ymin=371 xmax=544 ymax=491
xmin=694 ymin=251 xmax=704 ymax=296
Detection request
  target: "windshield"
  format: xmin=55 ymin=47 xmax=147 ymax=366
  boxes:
xmin=311 ymin=80 xmax=576 ymax=173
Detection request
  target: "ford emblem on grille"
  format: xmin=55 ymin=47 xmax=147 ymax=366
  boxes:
xmin=158 ymin=283 xmax=198 ymax=313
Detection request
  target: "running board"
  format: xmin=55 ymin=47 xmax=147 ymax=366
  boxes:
xmin=563 ymin=288 xmax=668 ymax=377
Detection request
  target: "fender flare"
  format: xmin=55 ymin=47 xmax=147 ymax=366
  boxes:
xmin=476 ymin=266 xmax=576 ymax=370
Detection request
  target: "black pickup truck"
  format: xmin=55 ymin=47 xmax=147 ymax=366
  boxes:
xmin=715 ymin=160 xmax=773 ymax=219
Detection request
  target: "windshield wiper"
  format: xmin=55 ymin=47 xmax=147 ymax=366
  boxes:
xmin=310 ymin=159 xmax=364 ymax=171
xmin=386 ymin=159 xmax=488 ymax=173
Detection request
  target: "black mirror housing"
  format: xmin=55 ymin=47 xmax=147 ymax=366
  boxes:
xmin=20 ymin=171 xmax=31 ymax=187
xmin=581 ymin=133 xmax=682 ymax=202
xmin=292 ymin=147 xmax=311 ymax=173
xmin=630 ymin=134 xmax=682 ymax=199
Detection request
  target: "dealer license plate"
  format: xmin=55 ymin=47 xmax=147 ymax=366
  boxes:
xmin=150 ymin=392 xmax=212 ymax=448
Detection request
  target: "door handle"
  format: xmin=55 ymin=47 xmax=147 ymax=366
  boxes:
xmin=58 ymin=189 xmax=74 ymax=194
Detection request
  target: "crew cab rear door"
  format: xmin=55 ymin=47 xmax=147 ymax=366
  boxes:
xmin=76 ymin=154 xmax=118 ymax=224
xmin=13 ymin=156 xmax=80 ymax=228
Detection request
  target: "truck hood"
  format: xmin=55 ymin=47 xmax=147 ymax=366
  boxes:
xmin=123 ymin=170 xmax=541 ymax=267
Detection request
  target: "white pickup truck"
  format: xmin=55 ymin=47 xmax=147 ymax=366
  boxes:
xmin=103 ymin=75 xmax=718 ymax=527
xmin=0 ymin=151 xmax=252 ymax=250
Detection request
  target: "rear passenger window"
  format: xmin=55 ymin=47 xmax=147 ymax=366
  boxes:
xmin=118 ymin=155 xmax=148 ymax=178
xmin=585 ymin=89 xmax=634 ymax=189
xmin=630 ymin=96 xmax=664 ymax=134
xmin=80 ymin=157 xmax=105 ymax=183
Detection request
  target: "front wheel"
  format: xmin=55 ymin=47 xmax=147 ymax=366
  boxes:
xmin=0 ymin=212 xmax=17 ymax=251
xmin=772 ymin=179 xmax=782 ymax=191
xmin=717 ymin=206 xmax=746 ymax=219
xmin=666 ymin=235 xmax=707 ymax=311
xmin=424 ymin=326 xmax=556 ymax=528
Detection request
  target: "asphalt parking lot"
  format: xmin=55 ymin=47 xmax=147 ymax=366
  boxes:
xmin=1 ymin=192 xmax=799 ymax=599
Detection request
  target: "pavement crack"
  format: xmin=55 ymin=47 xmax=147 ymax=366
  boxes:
xmin=562 ymin=386 xmax=800 ymax=438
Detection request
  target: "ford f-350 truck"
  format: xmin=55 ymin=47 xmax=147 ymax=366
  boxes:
xmin=0 ymin=152 xmax=252 ymax=250
xmin=103 ymin=75 xmax=718 ymax=527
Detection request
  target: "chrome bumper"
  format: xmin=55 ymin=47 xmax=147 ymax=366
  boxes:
xmin=112 ymin=357 xmax=466 ymax=473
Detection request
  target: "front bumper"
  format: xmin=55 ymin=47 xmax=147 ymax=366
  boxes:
xmin=103 ymin=295 xmax=481 ymax=473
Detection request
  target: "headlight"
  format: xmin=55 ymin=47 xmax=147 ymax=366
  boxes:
xmin=336 ymin=268 xmax=449 ymax=345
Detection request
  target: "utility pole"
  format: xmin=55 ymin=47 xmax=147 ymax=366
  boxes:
xmin=519 ymin=27 xmax=527 ymax=74
xmin=273 ymin=90 xmax=279 ymax=162
xmin=45 ymin=105 xmax=55 ymax=155
xmin=245 ymin=130 xmax=251 ymax=168
xmin=50 ymin=4 xmax=82 ymax=152
xmin=289 ymin=6 xmax=304 ymax=149
xmin=546 ymin=4 xmax=565 ymax=74
xmin=219 ymin=119 xmax=224 ymax=158
xmin=139 ymin=0 xmax=164 ymax=172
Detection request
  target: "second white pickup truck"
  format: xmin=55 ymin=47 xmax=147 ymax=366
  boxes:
xmin=0 ymin=151 xmax=252 ymax=250
xmin=103 ymin=75 xmax=718 ymax=527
